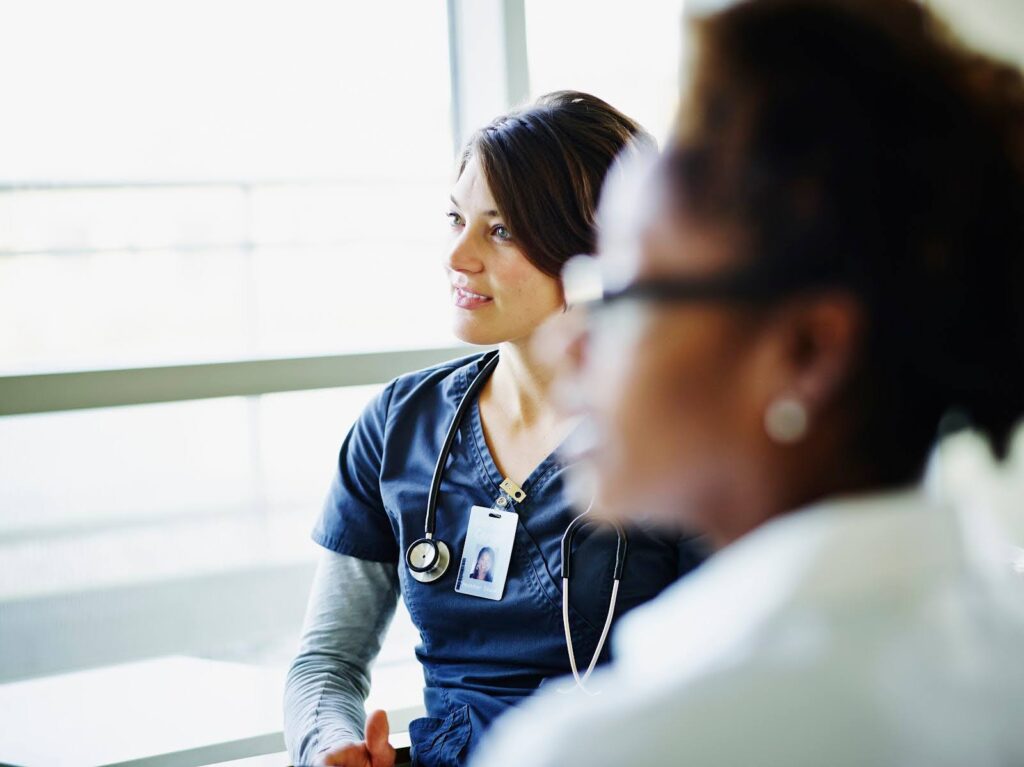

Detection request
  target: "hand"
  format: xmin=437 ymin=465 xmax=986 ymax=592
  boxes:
xmin=317 ymin=710 xmax=396 ymax=767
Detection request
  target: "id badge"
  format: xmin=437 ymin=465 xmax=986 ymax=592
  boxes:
xmin=454 ymin=505 xmax=518 ymax=601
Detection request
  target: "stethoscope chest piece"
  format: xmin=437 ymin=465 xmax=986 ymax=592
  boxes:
xmin=406 ymin=537 xmax=451 ymax=583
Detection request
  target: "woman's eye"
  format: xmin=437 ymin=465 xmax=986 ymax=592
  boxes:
xmin=492 ymin=225 xmax=512 ymax=242
xmin=446 ymin=211 xmax=463 ymax=227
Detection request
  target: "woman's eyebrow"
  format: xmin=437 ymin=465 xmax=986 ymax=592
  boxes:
xmin=449 ymin=194 xmax=498 ymax=217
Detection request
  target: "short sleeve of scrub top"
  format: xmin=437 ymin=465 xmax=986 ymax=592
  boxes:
xmin=313 ymin=379 xmax=400 ymax=563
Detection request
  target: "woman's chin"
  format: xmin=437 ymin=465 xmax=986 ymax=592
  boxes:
xmin=452 ymin=321 xmax=504 ymax=347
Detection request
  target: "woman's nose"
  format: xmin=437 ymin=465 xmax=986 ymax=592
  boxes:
xmin=446 ymin=232 xmax=484 ymax=274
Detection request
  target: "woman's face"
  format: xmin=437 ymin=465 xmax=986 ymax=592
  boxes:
xmin=445 ymin=155 xmax=565 ymax=345
xmin=477 ymin=550 xmax=493 ymax=574
xmin=562 ymin=173 xmax=786 ymax=543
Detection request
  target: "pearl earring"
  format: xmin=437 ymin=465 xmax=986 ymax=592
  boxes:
xmin=764 ymin=397 xmax=809 ymax=445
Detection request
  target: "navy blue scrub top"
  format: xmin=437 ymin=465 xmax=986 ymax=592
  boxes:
xmin=313 ymin=352 xmax=705 ymax=767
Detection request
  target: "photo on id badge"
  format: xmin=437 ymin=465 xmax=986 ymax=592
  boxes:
xmin=455 ymin=505 xmax=517 ymax=600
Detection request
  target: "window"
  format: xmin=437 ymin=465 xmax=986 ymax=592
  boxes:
xmin=0 ymin=0 xmax=459 ymax=683
xmin=0 ymin=0 xmax=455 ymax=374
xmin=524 ymin=0 xmax=685 ymax=143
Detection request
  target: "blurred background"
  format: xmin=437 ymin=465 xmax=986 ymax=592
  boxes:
xmin=0 ymin=1 xmax=1022 ymax=765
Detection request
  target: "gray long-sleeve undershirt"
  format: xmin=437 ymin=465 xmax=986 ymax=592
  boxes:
xmin=284 ymin=549 xmax=400 ymax=767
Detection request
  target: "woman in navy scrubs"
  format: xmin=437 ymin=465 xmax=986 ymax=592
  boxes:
xmin=284 ymin=91 xmax=705 ymax=767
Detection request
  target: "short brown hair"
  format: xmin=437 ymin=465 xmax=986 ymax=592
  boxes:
xmin=669 ymin=0 xmax=1024 ymax=481
xmin=460 ymin=91 xmax=654 ymax=278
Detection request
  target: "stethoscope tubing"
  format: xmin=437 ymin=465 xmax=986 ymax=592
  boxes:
xmin=422 ymin=349 xmax=500 ymax=539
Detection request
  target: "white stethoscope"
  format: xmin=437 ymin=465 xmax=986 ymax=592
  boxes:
xmin=403 ymin=349 xmax=628 ymax=691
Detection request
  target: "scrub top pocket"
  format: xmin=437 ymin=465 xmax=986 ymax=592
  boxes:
xmin=409 ymin=704 xmax=472 ymax=767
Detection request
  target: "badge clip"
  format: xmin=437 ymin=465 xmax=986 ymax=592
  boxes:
xmin=499 ymin=477 xmax=526 ymax=503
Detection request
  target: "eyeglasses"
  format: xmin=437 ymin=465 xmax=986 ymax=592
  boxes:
xmin=561 ymin=254 xmax=847 ymax=313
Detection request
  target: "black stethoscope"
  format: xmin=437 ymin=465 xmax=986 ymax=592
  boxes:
xmin=403 ymin=349 xmax=628 ymax=690
xmin=404 ymin=350 xmax=501 ymax=584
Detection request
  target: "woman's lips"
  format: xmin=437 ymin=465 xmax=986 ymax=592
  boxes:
xmin=452 ymin=286 xmax=494 ymax=310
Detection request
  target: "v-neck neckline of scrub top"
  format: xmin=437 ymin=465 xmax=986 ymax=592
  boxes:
xmin=460 ymin=359 xmax=574 ymax=506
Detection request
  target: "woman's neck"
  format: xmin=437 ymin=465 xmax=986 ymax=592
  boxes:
xmin=487 ymin=338 xmax=559 ymax=430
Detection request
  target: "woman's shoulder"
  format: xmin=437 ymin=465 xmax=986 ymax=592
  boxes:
xmin=340 ymin=350 xmax=488 ymax=451
xmin=386 ymin=349 xmax=490 ymax=406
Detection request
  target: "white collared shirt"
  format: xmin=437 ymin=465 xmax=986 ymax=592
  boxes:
xmin=471 ymin=487 xmax=1024 ymax=767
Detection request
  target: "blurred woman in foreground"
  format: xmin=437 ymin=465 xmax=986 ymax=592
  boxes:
xmin=472 ymin=0 xmax=1024 ymax=764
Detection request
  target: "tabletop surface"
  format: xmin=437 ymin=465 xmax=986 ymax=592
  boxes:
xmin=0 ymin=654 xmax=424 ymax=767
xmin=0 ymin=656 xmax=286 ymax=767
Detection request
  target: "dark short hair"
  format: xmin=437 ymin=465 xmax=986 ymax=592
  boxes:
xmin=460 ymin=91 xmax=655 ymax=278
xmin=670 ymin=0 xmax=1024 ymax=482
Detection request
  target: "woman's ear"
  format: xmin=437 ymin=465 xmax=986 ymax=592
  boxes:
xmin=783 ymin=292 xmax=864 ymax=418
xmin=748 ymin=292 xmax=863 ymax=447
